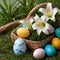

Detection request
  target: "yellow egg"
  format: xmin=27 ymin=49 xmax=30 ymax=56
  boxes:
xmin=16 ymin=28 xmax=30 ymax=38
xmin=52 ymin=37 xmax=60 ymax=49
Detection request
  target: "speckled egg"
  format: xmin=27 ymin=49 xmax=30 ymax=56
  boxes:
xmin=45 ymin=44 xmax=56 ymax=57
xmin=52 ymin=37 xmax=60 ymax=49
xmin=13 ymin=38 xmax=27 ymax=55
xmin=55 ymin=27 xmax=60 ymax=38
xmin=16 ymin=28 xmax=30 ymax=38
xmin=33 ymin=48 xmax=45 ymax=59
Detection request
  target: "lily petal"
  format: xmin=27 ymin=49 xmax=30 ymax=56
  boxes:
xmin=46 ymin=17 xmax=49 ymax=22
xmin=19 ymin=20 xmax=25 ymax=24
xmin=50 ymin=16 xmax=55 ymax=22
xmin=53 ymin=8 xmax=59 ymax=16
xmin=32 ymin=23 xmax=38 ymax=30
xmin=29 ymin=18 xmax=34 ymax=24
xmin=34 ymin=14 xmax=40 ymax=21
xmin=37 ymin=29 xmax=41 ymax=35
xmin=39 ymin=8 xmax=45 ymax=14
xmin=45 ymin=23 xmax=50 ymax=29
xmin=41 ymin=15 xmax=47 ymax=22
xmin=43 ymin=29 xmax=49 ymax=35
xmin=46 ymin=3 xmax=52 ymax=12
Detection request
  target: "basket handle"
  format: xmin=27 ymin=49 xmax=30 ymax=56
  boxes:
xmin=0 ymin=20 xmax=19 ymax=34
xmin=27 ymin=2 xmax=47 ymax=20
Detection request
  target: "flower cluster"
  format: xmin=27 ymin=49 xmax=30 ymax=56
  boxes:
xmin=19 ymin=3 xmax=59 ymax=36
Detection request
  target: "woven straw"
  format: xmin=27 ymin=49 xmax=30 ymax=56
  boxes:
xmin=11 ymin=3 xmax=54 ymax=50
xmin=0 ymin=20 xmax=19 ymax=34
xmin=11 ymin=28 xmax=54 ymax=50
xmin=0 ymin=3 xmax=55 ymax=50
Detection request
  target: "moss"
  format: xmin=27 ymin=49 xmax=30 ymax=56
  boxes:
xmin=28 ymin=30 xmax=48 ymax=41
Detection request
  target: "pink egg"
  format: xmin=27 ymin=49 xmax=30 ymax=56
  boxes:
xmin=33 ymin=48 xmax=45 ymax=59
xmin=47 ymin=26 xmax=54 ymax=34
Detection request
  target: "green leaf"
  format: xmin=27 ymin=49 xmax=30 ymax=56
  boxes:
xmin=28 ymin=0 xmax=35 ymax=10
xmin=7 ymin=0 xmax=11 ymax=17
xmin=0 ymin=12 xmax=8 ymax=20
xmin=2 ymin=0 xmax=8 ymax=10
xmin=11 ymin=1 xmax=19 ymax=16
xmin=0 ymin=4 xmax=8 ymax=17
xmin=15 ymin=13 xmax=27 ymax=18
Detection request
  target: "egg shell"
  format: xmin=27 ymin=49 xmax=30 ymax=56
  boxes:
xmin=47 ymin=26 xmax=54 ymax=34
xmin=52 ymin=37 xmax=60 ymax=49
xmin=13 ymin=38 xmax=27 ymax=55
xmin=45 ymin=44 xmax=56 ymax=57
xmin=22 ymin=24 xmax=27 ymax=28
xmin=33 ymin=48 xmax=45 ymax=59
xmin=16 ymin=28 xmax=30 ymax=38
xmin=55 ymin=27 xmax=60 ymax=38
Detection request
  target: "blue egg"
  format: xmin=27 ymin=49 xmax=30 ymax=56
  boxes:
xmin=13 ymin=38 xmax=27 ymax=55
xmin=45 ymin=44 xmax=56 ymax=57
xmin=55 ymin=27 xmax=60 ymax=38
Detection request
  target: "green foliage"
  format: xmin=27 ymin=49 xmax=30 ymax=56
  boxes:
xmin=0 ymin=0 xmax=60 ymax=23
xmin=17 ymin=0 xmax=37 ymax=18
xmin=28 ymin=30 xmax=48 ymax=41
xmin=0 ymin=0 xmax=60 ymax=60
xmin=0 ymin=0 xmax=21 ymax=22
xmin=0 ymin=0 xmax=39 ymax=22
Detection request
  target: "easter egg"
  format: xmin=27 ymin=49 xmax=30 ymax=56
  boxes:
xmin=52 ymin=37 xmax=60 ymax=49
xmin=22 ymin=24 xmax=27 ymax=28
xmin=55 ymin=27 xmax=60 ymax=38
xmin=45 ymin=44 xmax=56 ymax=57
xmin=13 ymin=38 xmax=27 ymax=55
xmin=16 ymin=28 xmax=30 ymax=38
xmin=33 ymin=48 xmax=45 ymax=59
xmin=47 ymin=26 xmax=54 ymax=34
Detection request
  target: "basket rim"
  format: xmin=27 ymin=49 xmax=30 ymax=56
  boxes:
xmin=11 ymin=25 xmax=54 ymax=43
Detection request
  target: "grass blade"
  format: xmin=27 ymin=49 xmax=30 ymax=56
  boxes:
xmin=2 ymin=0 xmax=8 ymax=10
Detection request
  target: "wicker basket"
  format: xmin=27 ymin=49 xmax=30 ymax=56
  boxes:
xmin=11 ymin=28 xmax=54 ymax=50
xmin=11 ymin=3 xmax=55 ymax=50
xmin=0 ymin=3 xmax=55 ymax=50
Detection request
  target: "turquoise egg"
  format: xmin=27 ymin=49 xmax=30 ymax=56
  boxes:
xmin=55 ymin=27 xmax=60 ymax=38
xmin=45 ymin=44 xmax=56 ymax=57
xmin=22 ymin=24 xmax=27 ymax=28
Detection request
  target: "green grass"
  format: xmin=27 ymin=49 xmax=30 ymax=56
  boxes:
xmin=0 ymin=0 xmax=60 ymax=60
xmin=0 ymin=14 xmax=60 ymax=60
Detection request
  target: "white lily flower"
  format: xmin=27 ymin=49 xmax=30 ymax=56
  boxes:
xmin=19 ymin=17 xmax=34 ymax=24
xmin=32 ymin=14 xmax=54 ymax=35
xmin=19 ymin=18 xmax=34 ymax=29
xmin=39 ymin=3 xmax=59 ymax=22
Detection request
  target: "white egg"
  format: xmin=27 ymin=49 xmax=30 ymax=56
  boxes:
xmin=33 ymin=48 xmax=45 ymax=59
xmin=13 ymin=38 xmax=27 ymax=55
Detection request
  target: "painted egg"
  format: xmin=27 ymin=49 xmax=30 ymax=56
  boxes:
xmin=33 ymin=48 xmax=45 ymax=59
xmin=13 ymin=38 xmax=27 ymax=55
xmin=47 ymin=26 xmax=54 ymax=34
xmin=16 ymin=28 xmax=30 ymax=38
xmin=22 ymin=24 xmax=27 ymax=28
xmin=52 ymin=37 xmax=60 ymax=49
xmin=45 ymin=44 xmax=56 ymax=57
xmin=55 ymin=27 xmax=60 ymax=38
